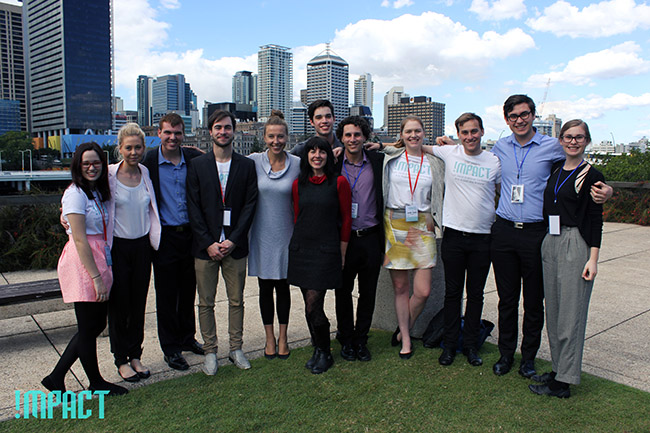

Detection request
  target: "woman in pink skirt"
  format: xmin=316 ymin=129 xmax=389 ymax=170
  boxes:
xmin=42 ymin=142 xmax=127 ymax=397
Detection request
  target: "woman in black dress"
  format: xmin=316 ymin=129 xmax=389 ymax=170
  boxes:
xmin=288 ymin=137 xmax=351 ymax=374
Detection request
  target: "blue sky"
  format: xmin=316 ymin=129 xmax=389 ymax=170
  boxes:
xmin=23 ymin=0 xmax=650 ymax=143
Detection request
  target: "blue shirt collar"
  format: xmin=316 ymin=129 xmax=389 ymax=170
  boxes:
xmin=158 ymin=146 xmax=185 ymax=166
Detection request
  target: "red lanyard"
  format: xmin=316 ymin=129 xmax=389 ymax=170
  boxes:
xmin=405 ymin=152 xmax=423 ymax=201
xmin=93 ymin=197 xmax=107 ymax=242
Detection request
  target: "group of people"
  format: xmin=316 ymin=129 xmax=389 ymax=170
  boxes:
xmin=43 ymin=94 xmax=609 ymax=398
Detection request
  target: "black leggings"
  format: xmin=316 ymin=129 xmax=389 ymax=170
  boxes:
xmin=49 ymin=301 xmax=108 ymax=389
xmin=301 ymin=288 xmax=330 ymax=350
xmin=258 ymin=278 xmax=291 ymax=325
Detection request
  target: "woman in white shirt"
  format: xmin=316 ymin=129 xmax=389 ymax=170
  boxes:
xmin=107 ymin=123 xmax=161 ymax=382
xmin=42 ymin=142 xmax=128 ymax=397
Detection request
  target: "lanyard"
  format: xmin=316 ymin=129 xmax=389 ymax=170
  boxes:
xmin=343 ymin=159 xmax=367 ymax=192
xmin=553 ymin=161 xmax=584 ymax=204
xmin=512 ymin=143 xmax=533 ymax=181
xmin=405 ymin=152 xmax=423 ymax=201
xmin=93 ymin=197 xmax=107 ymax=242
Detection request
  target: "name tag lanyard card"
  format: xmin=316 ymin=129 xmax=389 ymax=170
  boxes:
xmin=219 ymin=177 xmax=232 ymax=242
xmin=405 ymin=152 xmax=423 ymax=222
xmin=549 ymin=161 xmax=583 ymax=235
xmin=93 ymin=197 xmax=112 ymax=266
xmin=343 ymin=161 xmax=367 ymax=219
xmin=511 ymin=143 xmax=533 ymax=204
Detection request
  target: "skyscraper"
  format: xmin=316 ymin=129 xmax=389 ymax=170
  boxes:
xmin=232 ymin=71 xmax=257 ymax=107
xmin=152 ymin=74 xmax=186 ymax=120
xmin=137 ymin=75 xmax=153 ymax=126
xmin=383 ymin=86 xmax=408 ymax=128
xmin=386 ymin=96 xmax=445 ymax=142
xmin=257 ymin=44 xmax=292 ymax=121
xmin=0 ymin=2 xmax=26 ymax=132
xmin=354 ymin=73 xmax=373 ymax=109
xmin=306 ymin=45 xmax=349 ymax=128
xmin=24 ymin=0 xmax=112 ymax=137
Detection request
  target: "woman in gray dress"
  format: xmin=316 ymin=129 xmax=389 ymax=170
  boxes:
xmin=248 ymin=110 xmax=300 ymax=359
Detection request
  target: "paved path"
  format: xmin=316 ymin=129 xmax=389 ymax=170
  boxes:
xmin=1 ymin=222 xmax=648 ymax=420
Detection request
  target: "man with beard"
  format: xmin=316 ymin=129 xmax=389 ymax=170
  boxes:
xmin=187 ymin=110 xmax=258 ymax=375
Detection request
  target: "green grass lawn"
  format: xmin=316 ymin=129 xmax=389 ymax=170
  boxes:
xmin=7 ymin=330 xmax=650 ymax=433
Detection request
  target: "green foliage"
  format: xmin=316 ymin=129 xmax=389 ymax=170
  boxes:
xmin=6 ymin=334 xmax=650 ymax=432
xmin=0 ymin=204 xmax=68 ymax=272
xmin=0 ymin=131 xmax=34 ymax=171
xmin=603 ymin=189 xmax=650 ymax=226
xmin=593 ymin=150 xmax=650 ymax=182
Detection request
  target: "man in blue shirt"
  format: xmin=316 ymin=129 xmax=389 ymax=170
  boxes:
xmin=143 ymin=113 xmax=204 ymax=371
xmin=491 ymin=95 xmax=612 ymax=378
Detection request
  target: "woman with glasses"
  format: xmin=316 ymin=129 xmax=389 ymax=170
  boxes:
xmin=529 ymin=119 xmax=604 ymax=399
xmin=42 ymin=142 xmax=128 ymax=397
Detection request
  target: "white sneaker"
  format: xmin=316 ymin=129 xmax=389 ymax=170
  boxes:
xmin=228 ymin=349 xmax=251 ymax=370
xmin=203 ymin=353 xmax=218 ymax=375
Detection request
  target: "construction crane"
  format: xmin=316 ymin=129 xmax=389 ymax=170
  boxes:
xmin=538 ymin=78 xmax=551 ymax=117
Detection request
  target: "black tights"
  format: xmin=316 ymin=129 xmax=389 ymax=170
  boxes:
xmin=258 ymin=278 xmax=291 ymax=325
xmin=48 ymin=302 xmax=109 ymax=390
xmin=301 ymin=288 xmax=330 ymax=350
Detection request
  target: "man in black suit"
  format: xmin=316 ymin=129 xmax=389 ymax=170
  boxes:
xmin=186 ymin=110 xmax=258 ymax=375
xmin=334 ymin=116 xmax=384 ymax=362
xmin=142 ymin=113 xmax=204 ymax=371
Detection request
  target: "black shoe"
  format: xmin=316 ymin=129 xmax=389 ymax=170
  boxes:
xmin=356 ymin=344 xmax=371 ymax=362
xmin=464 ymin=348 xmax=483 ymax=367
xmin=519 ymin=360 xmax=536 ymax=378
xmin=89 ymin=381 xmax=129 ymax=397
xmin=493 ymin=356 xmax=514 ymax=376
xmin=391 ymin=327 xmax=400 ymax=347
xmin=118 ymin=366 xmax=140 ymax=383
xmin=311 ymin=348 xmax=334 ymax=374
xmin=305 ymin=348 xmax=318 ymax=370
xmin=41 ymin=375 xmax=65 ymax=393
xmin=340 ymin=344 xmax=357 ymax=361
xmin=438 ymin=348 xmax=456 ymax=366
xmin=164 ymin=352 xmax=190 ymax=371
xmin=532 ymin=371 xmax=556 ymax=384
xmin=182 ymin=340 xmax=205 ymax=355
xmin=529 ymin=383 xmax=570 ymax=398
xmin=399 ymin=342 xmax=414 ymax=360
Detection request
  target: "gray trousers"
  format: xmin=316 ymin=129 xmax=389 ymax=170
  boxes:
xmin=541 ymin=227 xmax=594 ymax=385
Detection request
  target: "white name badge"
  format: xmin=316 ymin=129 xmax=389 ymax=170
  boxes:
xmin=511 ymin=184 xmax=524 ymax=203
xmin=351 ymin=202 xmax=358 ymax=219
xmin=405 ymin=204 xmax=418 ymax=222
xmin=223 ymin=208 xmax=231 ymax=227
xmin=549 ymin=215 xmax=560 ymax=235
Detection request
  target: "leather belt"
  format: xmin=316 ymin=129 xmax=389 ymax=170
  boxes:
xmin=352 ymin=225 xmax=380 ymax=237
xmin=163 ymin=224 xmax=191 ymax=232
xmin=444 ymin=227 xmax=489 ymax=237
xmin=496 ymin=216 xmax=545 ymax=230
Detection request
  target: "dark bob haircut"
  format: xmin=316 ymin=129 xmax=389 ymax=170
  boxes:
xmin=298 ymin=136 xmax=336 ymax=185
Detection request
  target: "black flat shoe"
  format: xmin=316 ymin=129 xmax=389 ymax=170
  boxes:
xmin=391 ymin=327 xmax=400 ymax=347
xmin=264 ymin=352 xmax=277 ymax=360
xmin=41 ymin=375 xmax=65 ymax=393
xmin=278 ymin=352 xmax=291 ymax=360
xmin=399 ymin=350 xmax=413 ymax=360
xmin=118 ymin=369 xmax=140 ymax=383
xmin=136 ymin=370 xmax=150 ymax=379
xmin=529 ymin=383 xmax=570 ymax=399
xmin=438 ymin=348 xmax=456 ymax=366
xmin=90 ymin=381 xmax=129 ymax=397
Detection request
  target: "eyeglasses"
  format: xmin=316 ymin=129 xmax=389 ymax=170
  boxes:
xmin=507 ymin=111 xmax=531 ymax=122
xmin=81 ymin=161 xmax=102 ymax=169
xmin=561 ymin=135 xmax=587 ymax=144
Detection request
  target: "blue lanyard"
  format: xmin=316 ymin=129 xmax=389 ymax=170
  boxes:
xmin=343 ymin=159 xmax=367 ymax=192
xmin=553 ymin=161 xmax=584 ymax=203
xmin=513 ymin=143 xmax=533 ymax=181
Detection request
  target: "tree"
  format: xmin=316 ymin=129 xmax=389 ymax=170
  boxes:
xmin=593 ymin=150 xmax=650 ymax=182
xmin=0 ymin=131 xmax=34 ymax=171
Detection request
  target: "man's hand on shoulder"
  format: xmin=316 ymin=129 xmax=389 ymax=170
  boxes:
xmin=436 ymin=136 xmax=455 ymax=146
xmin=590 ymin=181 xmax=613 ymax=204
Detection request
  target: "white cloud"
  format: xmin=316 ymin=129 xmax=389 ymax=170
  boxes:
xmin=525 ymin=42 xmax=650 ymax=86
xmin=159 ymin=0 xmax=180 ymax=9
xmin=540 ymin=92 xmax=650 ymax=121
xmin=469 ymin=0 xmax=527 ymax=21
xmin=381 ymin=0 xmax=414 ymax=8
xmin=114 ymin=6 xmax=535 ymax=111
xmin=526 ymin=0 xmax=650 ymax=38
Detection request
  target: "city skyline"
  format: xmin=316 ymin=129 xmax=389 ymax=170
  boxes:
xmin=3 ymin=0 xmax=648 ymax=144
